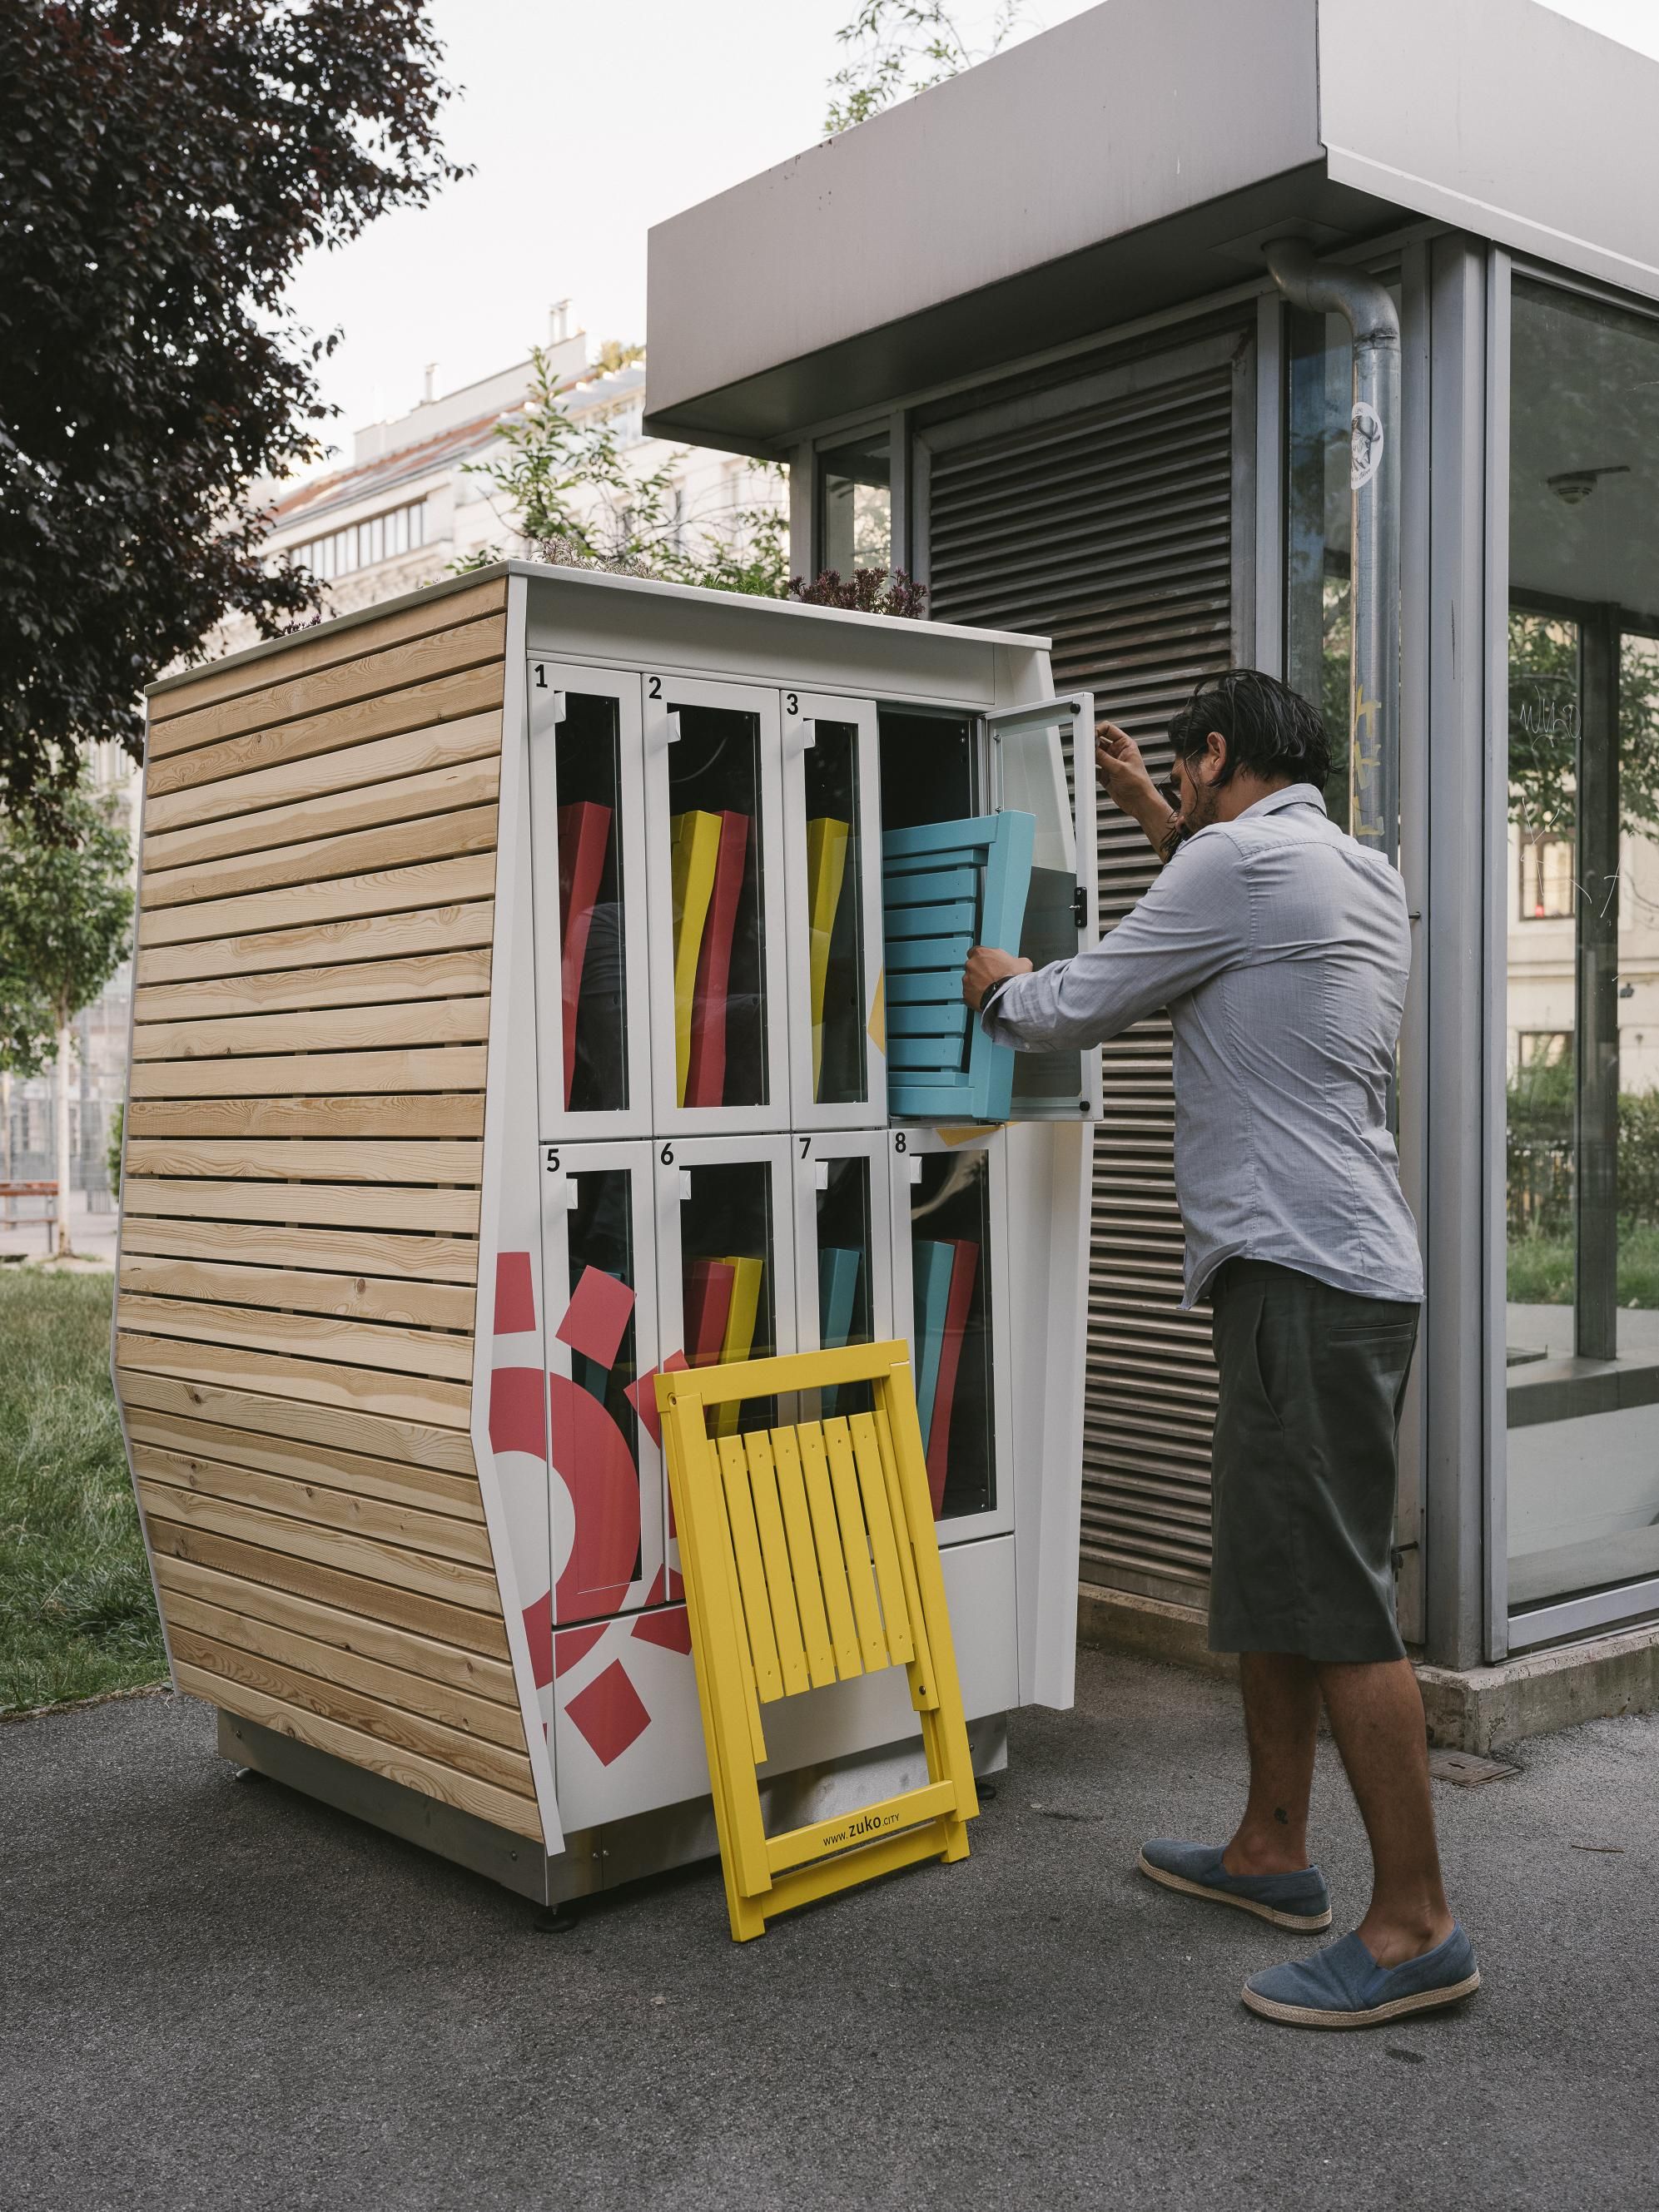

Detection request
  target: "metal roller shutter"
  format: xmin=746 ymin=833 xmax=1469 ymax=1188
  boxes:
xmin=926 ymin=355 xmax=1239 ymax=1602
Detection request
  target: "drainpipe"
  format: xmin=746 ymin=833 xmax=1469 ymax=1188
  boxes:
xmin=1265 ymin=239 xmax=1401 ymax=862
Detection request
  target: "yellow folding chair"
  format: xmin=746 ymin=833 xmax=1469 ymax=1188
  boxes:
xmin=657 ymin=1341 xmax=981 ymax=1941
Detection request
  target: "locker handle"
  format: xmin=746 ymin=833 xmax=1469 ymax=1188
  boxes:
xmin=813 ymin=1160 xmax=830 ymax=1192
xmin=907 ymin=1158 xmax=924 ymax=1185
xmin=678 ymin=1170 xmax=693 ymax=1203
xmin=664 ymin=708 xmax=683 ymax=744
xmin=558 ymin=1177 xmax=580 ymax=1211
xmin=550 ymin=689 xmax=568 ymax=727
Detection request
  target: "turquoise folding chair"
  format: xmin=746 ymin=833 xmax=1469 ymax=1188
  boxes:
xmin=882 ymin=811 xmax=1034 ymax=1122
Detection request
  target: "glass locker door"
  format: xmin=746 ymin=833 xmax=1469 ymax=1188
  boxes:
xmin=527 ymin=661 xmax=652 ymax=1139
xmin=986 ymin=692 xmax=1103 ymax=1122
xmin=792 ymin=1130 xmax=894 ymax=1421
xmin=886 ymin=1126 xmax=1014 ymax=1540
xmin=653 ymin=1134 xmax=797 ymax=1447
xmin=643 ymin=676 xmax=787 ymax=1133
xmin=540 ymin=1141 xmax=661 ymax=1627
xmin=779 ymin=692 xmax=886 ymax=1128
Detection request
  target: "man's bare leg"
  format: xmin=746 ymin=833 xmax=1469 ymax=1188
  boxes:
xmin=1317 ymin=1656 xmax=1454 ymax=1966
xmin=1221 ymin=1651 xmax=1320 ymax=1875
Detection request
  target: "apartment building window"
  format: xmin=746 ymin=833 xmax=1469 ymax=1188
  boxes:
xmin=289 ymin=498 xmax=427 ymax=583
xmin=1518 ymin=829 xmax=1576 ymax=920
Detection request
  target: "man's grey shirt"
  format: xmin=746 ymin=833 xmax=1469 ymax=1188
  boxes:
xmin=981 ymin=784 xmax=1424 ymax=1309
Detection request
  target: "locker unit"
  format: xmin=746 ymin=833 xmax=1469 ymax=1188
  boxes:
xmin=117 ymin=563 xmax=1100 ymax=1907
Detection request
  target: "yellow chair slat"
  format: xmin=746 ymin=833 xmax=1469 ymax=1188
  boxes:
xmin=796 ymin=1419 xmax=863 ymax=1681
xmin=770 ymin=1426 xmax=837 ymax=1689
xmin=718 ymin=1431 xmax=783 ymax=1704
xmin=659 ymin=1342 xmax=979 ymax=1942
xmin=823 ymin=1416 xmax=889 ymax=1672
xmin=743 ymin=1431 xmax=812 ymax=1697
xmin=874 ymin=1405 xmax=937 ymax=1711
xmin=848 ymin=1409 xmax=914 ymax=1664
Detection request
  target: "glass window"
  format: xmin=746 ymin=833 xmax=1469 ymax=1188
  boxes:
xmin=554 ymin=692 xmax=628 ymax=1112
xmin=680 ymin=1159 xmax=778 ymax=1436
xmin=820 ymin=430 xmax=892 ymax=575
xmin=802 ymin=722 xmax=867 ymax=1107
xmin=814 ymin=1154 xmax=876 ymax=1418
xmin=1504 ymin=275 xmax=1659 ymax=1614
xmin=909 ymin=1151 xmax=994 ymax=1520
xmin=558 ymin=1168 xmax=643 ymax=1613
xmin=667 ymin=703 xmax=768 ymax=1109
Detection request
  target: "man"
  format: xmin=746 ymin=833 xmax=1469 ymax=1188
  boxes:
xmin=964 ymin=670 xmax=1478 ymax=2030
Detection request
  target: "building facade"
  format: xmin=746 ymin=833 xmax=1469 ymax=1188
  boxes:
xmin=644 ymin=0 xmax=1659 ymax=1671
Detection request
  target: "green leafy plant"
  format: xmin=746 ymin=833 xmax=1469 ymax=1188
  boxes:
xmin=0 ymin=792 xmax=133 ymax=1254
xmin=463 ymin=345 xmax=790 ymax=598
xmin=0 ymin=1 xmax=465 ymax=812
xmin=106 ymin=1099 xmax=124 ymax=1205
xmin=825 ymin=2 xmax=1031 ymax=134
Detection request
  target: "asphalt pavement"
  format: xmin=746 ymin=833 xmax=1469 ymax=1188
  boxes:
xmin=2 ymin=1649 xmax=1655 ymax=2212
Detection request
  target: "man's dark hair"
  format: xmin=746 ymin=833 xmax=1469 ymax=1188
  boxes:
xmin=1167 ymin=670 xmax=1333 ymax=791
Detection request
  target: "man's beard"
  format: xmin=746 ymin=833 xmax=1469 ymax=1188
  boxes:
xmin=1159 ymin=771 xmax=1222 ymax=860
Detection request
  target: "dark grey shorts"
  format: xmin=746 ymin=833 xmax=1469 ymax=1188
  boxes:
xmin=1207 ymin=1259 xmax=1419 ymax=1664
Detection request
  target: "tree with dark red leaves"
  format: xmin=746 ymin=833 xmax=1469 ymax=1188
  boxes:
xmin=0 ymin=2 xmax=466 ymax=812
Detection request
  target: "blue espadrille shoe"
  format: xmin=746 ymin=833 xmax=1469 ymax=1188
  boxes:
xmin=1137 ymin=1838 xmax=1332 ymax=1931
xmin=1241 ymin=1925 xmax=1480 ymax=2028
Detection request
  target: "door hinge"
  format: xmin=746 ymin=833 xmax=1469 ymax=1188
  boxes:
xmin=1072 ymin=885 xmax=1087 ymax=928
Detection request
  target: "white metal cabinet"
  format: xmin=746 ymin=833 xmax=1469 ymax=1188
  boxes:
xmin=643 ymin=675 xmax=790 ymax=1133
xmin=527 ymin=658 xmax=653 ymax=1138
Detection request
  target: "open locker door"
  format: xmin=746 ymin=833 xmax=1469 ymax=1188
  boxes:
xmin=987 ymin=691 xmax=1102 ymax=1122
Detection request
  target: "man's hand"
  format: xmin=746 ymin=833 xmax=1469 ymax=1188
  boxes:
xmin=963 ymin=946 xmax=1032 ymax=1012
xmin=1096 ymin=717 xmax=1180 ymax=859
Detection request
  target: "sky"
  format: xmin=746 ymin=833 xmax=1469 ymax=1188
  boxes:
xmin=282 ymin=0 xmax=1659 ymax=460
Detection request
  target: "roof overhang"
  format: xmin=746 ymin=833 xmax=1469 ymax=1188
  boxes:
xmin=645 ymin=0 xmax=1659 ymax=451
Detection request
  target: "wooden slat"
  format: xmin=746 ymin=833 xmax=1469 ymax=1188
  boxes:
xmin=142 ymin=800 xmax=497 ymax=913
xmin=147 ymin=1519 xmax=505 ymax=1656
xmin=145 ymin=708 xmax=502 ymax=840
xmin=118 ymin=1292 xmax=473 ymax=1384
xmin=122 ymin=1177 xmax=479 ymax=1234
xmin=796 ymin=1421 xmax=863 ymax=1681
xmin=135 ymin=900 xmax=495 ymax=990
xmin=118 ymin=1213 xmax=479 ymax=1284
xmin=134 ymin=950 xmax=492 ymax=1026
xmin=117 ymin=1364 xmax=476 ymax=1476
xmin=120 ymin=1252 xmax=474 ymax=1332
xmin=742 ymin=1431 xmax=810 ymax=1697
xmin=171 ymin=1662 xmax=540 ymax=1839
xmin=128 ymin=1048 xmax=487 ymax=1099
xmin=150 ymin=610 xmax=508 ymax=758
xmin=170 ymin=1623 xmax=531 ymax=1794
xmin=137 ymin=851 xmax=498 ymax=949
xmin=848 ymin=1411 xmax=915 ymax=1663
xmin=153 ymin=1553 xmax=514 ymax=1702
xmin=823 ymin=1417 xmax=888 ymax=1670
xmin=132 ymin=1437 xmax=489 ymax=1565
xmin=123 ymin=1138 xmax=481 ymax=1184
xmin=137 ymin=1475 xmax=494 ymax=1609
xmin=132 ymin=994 xmax=490 ymax=1061
xmin=126 ymin=1094 xmax=484 ymax=1143
xmin=148 ymin=579 xmax=507 ymax=725
xmin=126 ymin=1402 xmax=482 ymax=1520
xmin=770 ymin=1426 xmax=837 ymax=1689
xmin=145 ymin=664 xmax=506 ymax=805
xmin=120 ymin=1292 xmax=471 ymax=1389
xmin=718 ymin=1432 xmax=782 ymax=1702
xmin=161 ymin=1587 xmax=523 ymax=1747
xmin=145 ymin=751 xmax=497 ymax=871
xmin=118 ymin=1330 xmax=472 ymax=1428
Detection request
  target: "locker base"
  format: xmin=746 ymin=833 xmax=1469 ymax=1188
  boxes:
xmin=216 ymin=1709 xmax=1009 ymax=1912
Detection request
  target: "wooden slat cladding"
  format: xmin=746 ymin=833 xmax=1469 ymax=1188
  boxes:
xmin=119 ymin=589 xmax=542 ymax=1840
xmin=929 ymin=357 xmax=1238 ymax=1602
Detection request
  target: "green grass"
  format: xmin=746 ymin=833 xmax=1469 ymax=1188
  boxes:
xmin=0 ymin=1268 xmax=166 ymax=1714
xmin=1507 ymin=1223 xmax=1659 ymax=1308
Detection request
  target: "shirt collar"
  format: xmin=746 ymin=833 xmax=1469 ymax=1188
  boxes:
xmin=1236 ymin=781 xmax=1328 ymax=822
